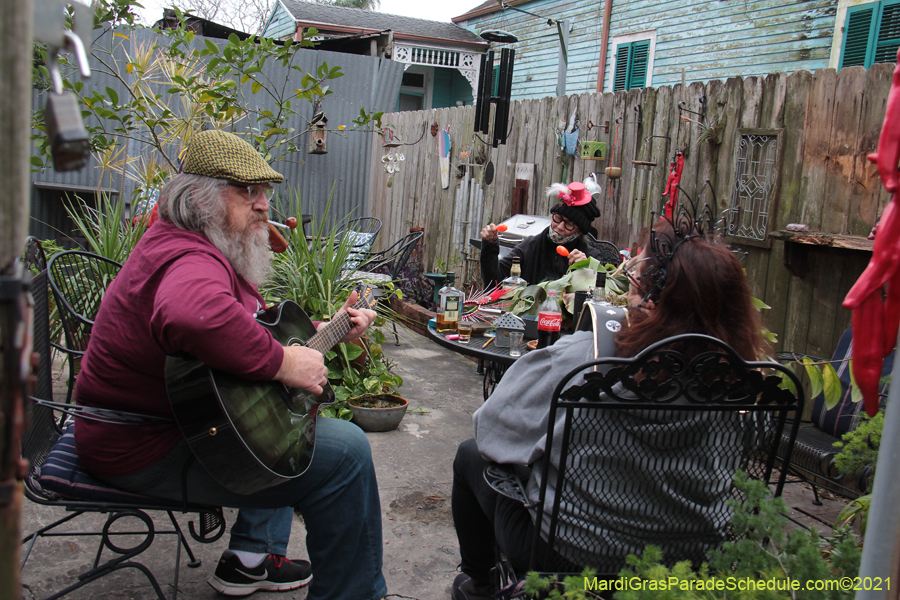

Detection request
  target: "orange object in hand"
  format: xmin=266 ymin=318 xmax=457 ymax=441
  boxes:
xmin=556 ymin=246 xmax=570 ymax=257
xmin=496 ymin=224 xmax=508 ymax=232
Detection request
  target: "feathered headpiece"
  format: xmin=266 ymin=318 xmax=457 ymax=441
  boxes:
xmin=546 ymin=181 xmax=592 ymax=206
xmin=545 ymin=181 xmax=601 ymax=236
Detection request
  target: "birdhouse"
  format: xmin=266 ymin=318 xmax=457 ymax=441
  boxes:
xmin=307 ymin=112 xmax=328 ymax=154
xmin=493 ymin=312 xmax=525 ymax=348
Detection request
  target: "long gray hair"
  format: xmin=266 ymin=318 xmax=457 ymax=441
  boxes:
xmin=157 ymin=173 xmax=271 ymax=285
xmin=157 ymin=173 xmax=228 ymax=232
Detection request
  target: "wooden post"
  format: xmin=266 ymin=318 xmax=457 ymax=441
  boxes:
xmin=0 ymin=0 xmax=34 ymax=595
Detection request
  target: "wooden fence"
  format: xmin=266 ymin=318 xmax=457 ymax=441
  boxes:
xmin=367 ymin=64 xmax=894 ymax=358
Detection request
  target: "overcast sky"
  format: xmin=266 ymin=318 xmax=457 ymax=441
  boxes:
xmin=136 ymin=0 xmax=489 ymax=26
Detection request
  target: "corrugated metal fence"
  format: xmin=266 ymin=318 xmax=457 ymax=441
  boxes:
xmin=30 ymin=25 xmax=403 ymax=243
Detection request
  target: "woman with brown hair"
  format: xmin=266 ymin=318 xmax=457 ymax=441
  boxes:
xmin=449 ymin=209 xmax=765 ymax=600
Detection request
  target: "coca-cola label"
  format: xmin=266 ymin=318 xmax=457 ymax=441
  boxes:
xmin=537 ymin=311 xmax=562 ymax=331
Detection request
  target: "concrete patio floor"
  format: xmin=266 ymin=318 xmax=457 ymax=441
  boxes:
xmin=19 ymin=326 xmax=846 ymax=600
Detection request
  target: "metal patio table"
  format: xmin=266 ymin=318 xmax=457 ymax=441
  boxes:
xmin=426 ymin=324 xmax=529 ymax=399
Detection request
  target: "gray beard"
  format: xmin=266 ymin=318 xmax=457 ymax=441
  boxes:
xmin=206 ymin=217 xmax=272 ymax=286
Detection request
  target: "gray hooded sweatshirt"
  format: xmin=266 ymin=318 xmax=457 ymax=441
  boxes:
xmin=473 ymin=326 xmax=752 ymax=571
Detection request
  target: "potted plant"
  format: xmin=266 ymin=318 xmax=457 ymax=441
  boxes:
xmin=318 ymin=325 xmax=407 ymax=431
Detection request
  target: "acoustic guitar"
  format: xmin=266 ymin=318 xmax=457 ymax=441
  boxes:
xmin=165 ymin=286 xmax=379 ymax=495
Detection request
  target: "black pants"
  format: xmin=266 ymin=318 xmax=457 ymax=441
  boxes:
xmin=451 ymin=438 xmax=541 ymax=581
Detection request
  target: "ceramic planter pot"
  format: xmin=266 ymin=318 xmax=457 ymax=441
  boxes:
xmin=348 ymin=394 xmax=408 ymax=432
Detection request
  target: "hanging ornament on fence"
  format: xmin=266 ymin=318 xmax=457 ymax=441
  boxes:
xmin=382 ymin=128 xmax=405 ymax=186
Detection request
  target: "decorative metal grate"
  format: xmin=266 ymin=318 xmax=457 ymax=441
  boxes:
xmin=725 ymin=133 xmax=779 ymax=242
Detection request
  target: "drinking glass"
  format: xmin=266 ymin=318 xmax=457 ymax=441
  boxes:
xmin=458 ymin=322 xmax=473 ymax=344
xmin=509 ymin=331 xmax=524 ymax=357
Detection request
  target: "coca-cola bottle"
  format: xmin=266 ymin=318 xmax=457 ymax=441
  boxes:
xmin=536 ymin=289 xmax=562 ymax=349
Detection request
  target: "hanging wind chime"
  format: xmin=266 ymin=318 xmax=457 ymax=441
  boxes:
xmin=382 ymin=128 xmax=405 ymax=187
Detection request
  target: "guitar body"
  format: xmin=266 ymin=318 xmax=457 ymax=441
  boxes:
xmin=166 ymin=301 xmax=335 ymax=495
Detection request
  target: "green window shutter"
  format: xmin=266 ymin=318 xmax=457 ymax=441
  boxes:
xmin=875 ymin=0 xmax=900 ymax=64
xmin=841 ymin=3 xmax=876 ymax=69
xmin=613 ymin=40 xmax=650 ymax=91
xmin=491 ymin=65 xmax=499 ymax=97
xmin=628 ymin=40 xmax=650 ymax=90
xmin=613 ymin=43 xmax=630 ymax=91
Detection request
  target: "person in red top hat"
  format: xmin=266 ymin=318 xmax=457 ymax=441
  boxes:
xmin=479 ymin=181 xmax=603 ymax=288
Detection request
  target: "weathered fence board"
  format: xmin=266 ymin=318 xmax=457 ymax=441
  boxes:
xmin=371 ymin=65 xmax=894 ymax=356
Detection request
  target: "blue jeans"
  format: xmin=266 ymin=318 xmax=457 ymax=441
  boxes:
xmin=101 ymin=417 xmax=386 ymax=600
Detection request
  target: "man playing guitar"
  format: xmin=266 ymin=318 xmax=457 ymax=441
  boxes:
xmin=72 ymin=130 xmax=384 ymax=599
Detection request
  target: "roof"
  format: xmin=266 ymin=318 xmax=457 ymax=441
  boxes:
xmin=153 ymin=8 xmax=253 ymax=40
xmin=452 ymin=0 xmax=518 ymax=23
xmin=280 ymin=0 xmax=486 ymax=46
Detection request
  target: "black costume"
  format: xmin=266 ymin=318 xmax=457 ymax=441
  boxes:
xmin=480 ymin=227 xmax=602 ymax=287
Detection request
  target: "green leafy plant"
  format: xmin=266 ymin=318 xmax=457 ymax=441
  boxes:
xmin=830 ymin=409 xmax=883 ymax=533
xmin=518 ymin=472 xmax=862 ymax=600
xmin=833 ymin=409 xmax=882 ymax=480
xmin=262 ymin=187 xmax=360 ymax=316
xmin=260 ymin=187 xmax=403 ymax=419
xmin=62 ymin=192 xmax=147 ymax=263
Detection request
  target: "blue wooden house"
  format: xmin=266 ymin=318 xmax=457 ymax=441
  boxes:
xmin=261 ymin=0 xmax=488 ymax=111
xmin=452 ymin=0 xmax=897 ymax=100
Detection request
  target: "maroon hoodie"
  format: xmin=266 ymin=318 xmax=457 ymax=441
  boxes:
xmin=74 ymin=220 xmax=284 ymax=477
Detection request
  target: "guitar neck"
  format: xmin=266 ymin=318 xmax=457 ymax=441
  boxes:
xmin=304 ymin=294 xmax=371 ymax=354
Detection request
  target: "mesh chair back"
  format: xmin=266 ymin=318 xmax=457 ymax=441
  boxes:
xmin=47 ymin=251 xmax=122 ymax=356
xmin=22 ymin=262 xmax=63 ymax=498
xmin=531 ymin=333 xmax=803 ymax=574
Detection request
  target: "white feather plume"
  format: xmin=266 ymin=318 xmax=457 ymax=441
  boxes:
xmin=545 ymin=182 xmax=570 ymax=198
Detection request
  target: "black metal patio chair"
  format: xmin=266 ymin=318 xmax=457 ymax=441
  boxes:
xmin=24 ymin=235 xmax=48 ymax=272
xmin=47 ymin=250 xmax=122 ymax=404
xmin=343 ymin=230 xmax=424 ymax=344
xmin=21 ymin=242 xmax=226 ymax=600
xmin=586 ymin=234 xmax=621 ymax=266
xmin=775 ymin=326 xmax=892 ymax=504
xmin=336 ymin=216 xmax=383 ymax=271
xmin=484 ymin=333 xmax=803 ymax=586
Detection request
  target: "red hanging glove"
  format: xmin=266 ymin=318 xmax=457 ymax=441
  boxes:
xmin=842 ymin=46 xmax=900 ymax=416
xmin=662 ymin=152 xmax=684 ymax=220
xmin=850 ymin=291 xmax=886 ymax=417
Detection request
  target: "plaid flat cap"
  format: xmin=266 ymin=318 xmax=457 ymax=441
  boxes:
xmin=181 ymin=130 xmax=283 ymax=184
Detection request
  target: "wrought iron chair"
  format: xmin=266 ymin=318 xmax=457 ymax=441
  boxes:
xmin=484 ymin=333 xmax=803 ymax=584
xmin=586 ymin=234 xmax=621 ymax=266
xmin=47 ymin=250 xmax=122 ymax=404
xmin=24 ymin=235 xmax=48 ymax=272
xmin=344 ymin=230 xmax=424 ymax=344
xmin=336 ymin=217 xmax=383 ymax=271
xmin=775 ymin=327 xmax=892 ymax=503
xmin=21 ymin=243 xmax=226 ymax=600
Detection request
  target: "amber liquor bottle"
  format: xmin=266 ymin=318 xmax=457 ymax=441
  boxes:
xmin=436 ymin=272 xmax=462 ymax=333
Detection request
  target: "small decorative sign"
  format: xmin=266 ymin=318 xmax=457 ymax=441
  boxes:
xmin=580 ymin=141 xmax=607 ymax=161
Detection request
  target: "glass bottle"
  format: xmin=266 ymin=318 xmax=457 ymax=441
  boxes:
xmin=577 ymin=271 xmax=610 ymax=331
xmin=500 ymin=257 xmax=526 ymax=291
xmin=588 ymin=271 xmax=609 ymax=305
xmin=536 ymin=289 xmax=562 ymax=349
xmin=436 ymin=272 xmax=463 ymax=334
